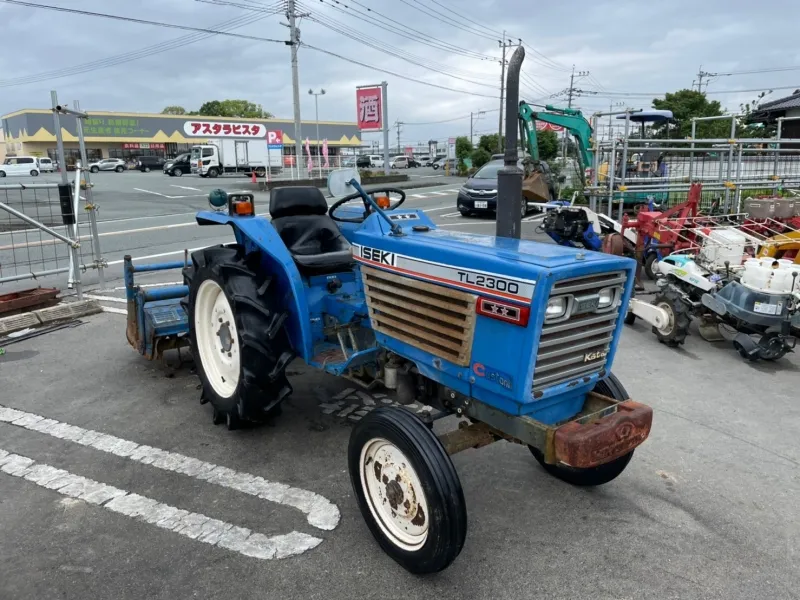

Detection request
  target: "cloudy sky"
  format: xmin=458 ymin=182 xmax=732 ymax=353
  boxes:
xmin=2 ymin=0 xmax=799 ymax=148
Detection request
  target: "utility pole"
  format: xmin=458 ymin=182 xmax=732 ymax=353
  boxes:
xmin=497 ymin=33 xmax=521 ymax=153
xmin=395 ymin=121 xmax=403 ymax=154
xmin=696 ymin=66 xmax=718 ymax=93
xmin=470 ymin=110 xmax=485 ymax=146
xmin=286 ymin=0 xmax=304 ymax=174
xmin=608 ymin=100 xmax=624 ymax=142
xmin=562 ymin=66 xmax=589 ymax=159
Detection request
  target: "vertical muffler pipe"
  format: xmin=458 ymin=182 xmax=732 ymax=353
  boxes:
xmin=496 ymin=45 xmax=526 ymax=240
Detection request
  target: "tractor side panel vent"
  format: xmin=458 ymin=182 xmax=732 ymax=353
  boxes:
xmin=361 ymin=265 xmax=477 ymax=367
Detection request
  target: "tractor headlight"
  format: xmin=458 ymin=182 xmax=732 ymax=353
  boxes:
xmin=545 ymin=296 xmax=568 ymax=319
xmin=597 ymin=286 xmax=617 ymax=309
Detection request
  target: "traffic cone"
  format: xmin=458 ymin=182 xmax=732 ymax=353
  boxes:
xmin=251 ymin=171 xmax=257 ymax=184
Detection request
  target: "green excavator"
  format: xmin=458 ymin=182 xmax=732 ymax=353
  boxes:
xmin=517 ymin=101 xmax=594 ymax=203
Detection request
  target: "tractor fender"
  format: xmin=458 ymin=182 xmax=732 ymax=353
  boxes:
xmin=195 ymin=211 xmax=315 ymax=361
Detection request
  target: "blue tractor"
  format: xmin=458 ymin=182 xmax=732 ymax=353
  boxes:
xmin=125 ymin=174 xmax=652 ymax=573
xmin=124 ymin=48 xmax=652 ymax=574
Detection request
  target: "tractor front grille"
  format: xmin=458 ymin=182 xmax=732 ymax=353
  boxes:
xmin=532 ymin=271 xmax=627 ymax=393
xmin=361 ymin=265 xmax=477 ymax=367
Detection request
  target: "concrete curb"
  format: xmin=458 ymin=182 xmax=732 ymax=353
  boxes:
xmin=0 ymin=299 xmax=102 ymax=337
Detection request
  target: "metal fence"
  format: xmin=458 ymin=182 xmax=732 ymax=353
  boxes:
xmin=585 ymin=111 xmax=800 ymax=220
xmin=256 ymin=154 xmax=401 ymax=182
xmin=0 ymin=91 xmax=106 ymax=295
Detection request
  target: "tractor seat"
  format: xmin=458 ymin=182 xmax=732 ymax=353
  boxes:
xmin=269 ymin=186 xmax=354 ymax=275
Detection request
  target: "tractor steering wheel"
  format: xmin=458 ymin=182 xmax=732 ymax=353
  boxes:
xmin=328 ymin=187 xmax=407 ymax=223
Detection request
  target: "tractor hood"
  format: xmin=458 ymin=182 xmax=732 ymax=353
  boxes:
xmin=346 ymin=209 xmax=636 ymax=321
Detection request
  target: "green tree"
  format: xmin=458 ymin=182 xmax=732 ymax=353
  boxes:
xmin=455 ymin=136 xmax=473 ymax=160
xmin=652 ymin=89 xmax=728 ymax=138
xmin=470 ymin=147 xmax=491 ymax=169
xmin=196 ymin=99 xmax=273 ymax=119
xmin=739 ymin=91 xmax=775 ymax=138
xmin=537 ymin=129 xmax=559 ymax=160
xmin=478 ymin=134 xmax=503 ymax=155
xmin=161 ymin=105 xmax=187 ymax=115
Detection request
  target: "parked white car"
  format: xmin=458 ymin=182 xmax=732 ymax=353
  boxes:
xmin=368 ymin=154 xmax=384 ymax=168
xmin=37 ymin=157 xmax=55 ymax=172
xmin=0 ymin=156 xmax=40 ymax=177
xmin=88 ymin=158 xmax=126 ymax=173
xmin=390 ymin=156 xmax=410 ymax=169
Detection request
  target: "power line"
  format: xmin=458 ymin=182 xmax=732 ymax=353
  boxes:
xmin=303 ymin=11 xmax=498 ymax=89
xmin=575 ymin=84 xmax=800 ymax=98
xmin=399 ymin=0 xmax=497 ymax=42
xmin=0 ymin=0 xmax=286 ymax=42
xmin=301 ymin=43 xmax=500 ymax=99
xmin=403 ymin=110 xmax=498 ymax=126
xmin=313 ymin=0 xmax=497 ymax=62
xmin=0 ymin=9 xmax=279 ymax=87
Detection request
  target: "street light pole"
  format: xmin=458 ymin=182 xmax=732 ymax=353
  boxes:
xmin=308 ymin=88 xmax=325 ymax=179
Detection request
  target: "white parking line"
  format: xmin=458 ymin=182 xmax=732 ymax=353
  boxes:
xmin=133 ymin=188 xmax=206 ymax=200
xmin=101 ymin=306 xmax=127 ymax=315
xmin=440 ymin=212 xmax=462 ymax=218
xmin=410 ymin=193 xmax=429 ymax=198
xmin=437 ymin=221 xmax=495 ymax=227
xmin=429 ymin=191 xmax=451 ymax=196
xmin=171 ymin=185 xmax=202 ymax=191
xmin=0 ymin=448 xmax=321 ymax=560
xmin=133 ymin=188 xmax=168 ymax=197
xmin=84 ymin=294 xmax=127 ymax=303
xmin=421 ymin=206 xmax=455 ymax=212
xmin=0 ymin=405 xmax=340 ymax=531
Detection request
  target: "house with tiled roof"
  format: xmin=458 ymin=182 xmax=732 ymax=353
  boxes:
xmin=749 ymin=90 xmax=800 ymax=137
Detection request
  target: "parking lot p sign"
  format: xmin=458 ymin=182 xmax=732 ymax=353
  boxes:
xmin=267 ymin=130 xmax=283 ymax=149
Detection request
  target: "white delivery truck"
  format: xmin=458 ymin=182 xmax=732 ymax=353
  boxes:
xmin=190 ymin=139 xmax=270 ymax=178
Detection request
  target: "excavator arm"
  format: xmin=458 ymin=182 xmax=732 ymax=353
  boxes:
xmin=518 ymin=101 xmax=594 ymax=169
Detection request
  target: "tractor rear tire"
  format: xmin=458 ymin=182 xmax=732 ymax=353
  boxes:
xmin=183 ymin=245 xmax=294 ymax=428
xmin=528 ymin=373 xmax=634 ymax=487
xmin=651 ymin=288 xmax=690 ymax=346
xmin=349 ymin=407 xmax=467 ymax=574
xmin=644 ymin=253 xmax=659 ymax=280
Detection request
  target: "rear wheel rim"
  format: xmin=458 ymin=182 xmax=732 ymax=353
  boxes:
xmin=656 ymin=301 xmax=675 ymax=335
xmin=360 ymin=437 xmax=429 ymax=552
xmin=195 ymin=279 xmax=240 ymax=398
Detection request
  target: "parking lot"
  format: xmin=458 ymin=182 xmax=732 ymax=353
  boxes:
xmin=1 ymin=169 xmax=799 ymax=599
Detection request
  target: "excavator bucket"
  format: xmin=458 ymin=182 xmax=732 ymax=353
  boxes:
xmin=521 ymin=168 xmax=551 ymax=203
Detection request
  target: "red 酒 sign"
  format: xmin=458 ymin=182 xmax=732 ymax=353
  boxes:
xmin=182 ymin=121 xmax=267 ymax=138
xmin=356 ymin=86 xmax=383 ymax=131
xmin=535 ymin=121 xmax=564 ymax=132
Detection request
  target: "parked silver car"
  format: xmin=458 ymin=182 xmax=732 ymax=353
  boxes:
xmin=89 ymin=158 xmax=126 ymax=173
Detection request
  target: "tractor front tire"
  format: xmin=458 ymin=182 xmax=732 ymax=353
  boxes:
xmin=349 ymin=407 xmax=467 ymax=574
xmin=184 ymin=245 xmax=294 ymax=428
xmin=652 ymin=288 xmax=690 ymax=346
xmin=528 ymin=373 xmax=634 ymax=487
xmin=644 ymin=253 xmax=659 ymax=280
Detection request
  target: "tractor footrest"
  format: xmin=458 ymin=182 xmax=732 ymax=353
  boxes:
xmin=553 ymin=401 xmax=652 ymax=469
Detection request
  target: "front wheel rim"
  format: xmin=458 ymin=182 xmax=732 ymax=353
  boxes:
xmin=194 ymin=279 xmax=240 ymax=398
xmin=360 ymin=438 xmax=429 ymax=552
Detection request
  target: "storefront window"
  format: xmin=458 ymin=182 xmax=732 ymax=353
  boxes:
xmin=47 ymin=148 xmax=102 ymax=169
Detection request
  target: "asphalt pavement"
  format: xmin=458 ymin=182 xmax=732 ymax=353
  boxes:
xmin=0 ymin=168 xmax=467 ymax=293
xmin=1 ymin=167 xmax=799 ymax=599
